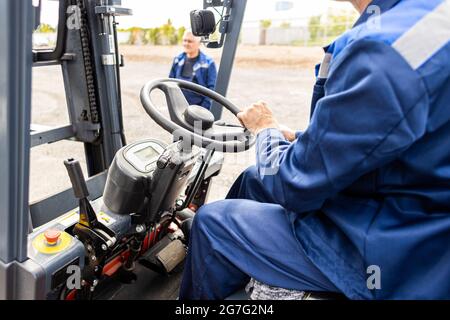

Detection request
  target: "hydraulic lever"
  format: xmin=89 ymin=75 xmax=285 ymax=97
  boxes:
xmin=64 ymin=158 xmax=116 ymax=245
xmin=64 ymin=159 xmax=117 ymax=293
xmin=64 ymin=158 xmax=101 ymax=230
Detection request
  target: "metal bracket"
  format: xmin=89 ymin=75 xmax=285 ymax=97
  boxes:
xmin=95 ymin=6 xmax=132 ymax=16
xmin=30 ymin=124 xmax=75 ymax=148
xmin=219 ymin=19 xmax=229 ymax=34
xmin=223 ymin=0 xmax=233 ymax=8
xmin=102 ymin=54 xmax=116 ymax=66
xmin=204 ymin=0 xmax=225 ymax=7
xmin=203 ymin=0 xmax=233 ymax=48
xmin=204 ymin=0 xmax=233 ymax=10
xmin=61 ymin=53 xmax=76 ymax=61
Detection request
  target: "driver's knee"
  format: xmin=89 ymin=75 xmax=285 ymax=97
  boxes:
xmin=194 ymin=202 xmax=224 ymax=231
xmin=192 ymin=201 xmax=237 ymax=242
xmin=241 ymin=166 xmax=259 ymax=182
xmin=227 ymin=166 xmax=259 ymax=199
xmin=227 ymin=166 xmax=277 ymax=204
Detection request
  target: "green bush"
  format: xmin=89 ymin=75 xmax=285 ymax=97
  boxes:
xmin=144 ymin=28 xmax=161 ymax=45
xmin=308 ymin=13 xmax=357 ymax=46
xmin=119 ymin=22 xmax=192 ymax=46
xmin=35 ymin=23 xmax=56 ymax=33
xmin=260 ymin=19 xmax=272 ymax=30
xmin=177 ymin=26 xmax=186 ymax=44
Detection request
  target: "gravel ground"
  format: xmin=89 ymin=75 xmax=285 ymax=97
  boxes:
xmin=30 ymin=45 xmax=323 ymax=203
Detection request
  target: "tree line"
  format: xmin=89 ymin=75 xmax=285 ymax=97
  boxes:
xmin=118 ymin=20 xmax=186 ymax=45
xmin=35 ymin=14 xmax=358 ymax=47
xmin=308 ymin=13 xmax=357 ymax=44
xmin=34 ymin=20 xmax=186 ymax=46
xmin=258 ymin=13 xmax=358 ymax=46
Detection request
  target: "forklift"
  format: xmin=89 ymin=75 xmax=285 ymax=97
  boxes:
xmin=0 ymin=0 xmax=250 ymax=300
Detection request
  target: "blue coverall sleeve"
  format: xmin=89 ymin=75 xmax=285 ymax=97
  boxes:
xmin=169 ymin=59 xmax=177 ymax=78
xmin=255 ymin=40 xmax=430 ymax=213
xmin=200 ymin=61 xmax=218 ymax=109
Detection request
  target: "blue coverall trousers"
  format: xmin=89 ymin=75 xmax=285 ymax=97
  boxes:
xmin=179 ymin=166 xmax=339 ymax=300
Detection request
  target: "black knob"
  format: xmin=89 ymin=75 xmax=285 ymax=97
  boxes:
xmin=183 ymin=105 xmax=215 ymax=130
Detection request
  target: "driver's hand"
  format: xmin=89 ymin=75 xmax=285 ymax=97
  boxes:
xmin=279 ymin=125 xmax=297 ymax=142
xmin=237 ymin=101 xmax=279 ymax=135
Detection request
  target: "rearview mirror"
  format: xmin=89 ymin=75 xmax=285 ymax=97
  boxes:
xmin=190 ymin=10 xmax=216 ymax=37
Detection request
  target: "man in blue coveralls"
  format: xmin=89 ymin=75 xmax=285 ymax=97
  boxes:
xmin=180 ymin=0 xmax=450 ymax=300
xmin=169 ymin=30 xmax=217 ymax=110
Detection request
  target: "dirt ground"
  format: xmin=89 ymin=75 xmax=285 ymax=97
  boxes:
xmin=30 ymin=45 xmax=323 ymax=204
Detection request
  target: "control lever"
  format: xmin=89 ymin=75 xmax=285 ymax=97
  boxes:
xmin=64 ymin=159 xmax=100 ymax=229
xmin=64 ymin=158 xmax=116 ymax=242
xmin=64 ymin=159 xmax=117 ymax=288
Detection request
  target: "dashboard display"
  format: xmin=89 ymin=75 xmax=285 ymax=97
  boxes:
xmin=134 ymin=146 xmax=159 ymax=163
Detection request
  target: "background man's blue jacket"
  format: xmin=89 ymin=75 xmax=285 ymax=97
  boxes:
xmin=256 ymin=0 xmax=450 ymax=299
xmin=169 ymin=51 xmax=217 ymax=109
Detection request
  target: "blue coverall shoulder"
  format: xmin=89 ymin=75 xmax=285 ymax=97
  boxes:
xmin=330 ymin=0 xmax=446 ymax=65
xmin=173 ymin=52 xmax=186 ymax=64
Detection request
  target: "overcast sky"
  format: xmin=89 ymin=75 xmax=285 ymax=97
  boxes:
xmin=40 ymin=0 xmax=354 ymax=28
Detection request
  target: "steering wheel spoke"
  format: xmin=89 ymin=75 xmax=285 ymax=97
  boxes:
xmin=158 ymin=83 xmax=190 ymax=123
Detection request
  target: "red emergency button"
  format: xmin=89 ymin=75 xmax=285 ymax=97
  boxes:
xmin=44 ymin=230 xmax=61 ymax=246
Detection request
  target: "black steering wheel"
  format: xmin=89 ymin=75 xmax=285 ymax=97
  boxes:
xmin=140 ymin=78 xmax=255 ymax=153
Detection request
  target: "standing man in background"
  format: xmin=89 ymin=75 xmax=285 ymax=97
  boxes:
xmin=169 ymin=30 xmax=217 ymax=110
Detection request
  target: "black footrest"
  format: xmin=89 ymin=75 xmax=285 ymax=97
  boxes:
xmin=139 ymin=235 xmax=186 ymax=274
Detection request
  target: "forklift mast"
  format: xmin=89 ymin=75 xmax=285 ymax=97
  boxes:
xmin=0 ymin=0 xmax=247 ymax=299
xmin=30 ymin=0 xmax=131 ymax=229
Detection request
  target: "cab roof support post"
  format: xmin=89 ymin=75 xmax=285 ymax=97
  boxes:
xmin=210 ymin=0 xmax=248 ymax=120
xmin=0 ymin=0 xmax=33 ymax=267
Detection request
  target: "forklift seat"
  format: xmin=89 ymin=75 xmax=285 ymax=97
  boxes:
xmin=226 ymin=278 xmax=347 ymax=300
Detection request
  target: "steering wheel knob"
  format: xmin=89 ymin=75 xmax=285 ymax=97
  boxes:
xmin=183 ymin=105 xmax=215 ymax=130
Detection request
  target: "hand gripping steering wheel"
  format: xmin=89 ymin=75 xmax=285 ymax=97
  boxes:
xmin=140 ymin=78 xmax=255 ymax=153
